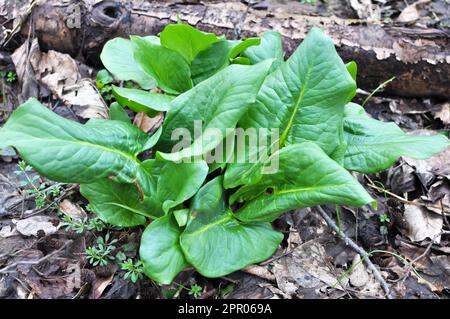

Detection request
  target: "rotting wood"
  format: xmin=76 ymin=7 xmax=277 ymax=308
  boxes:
xmin=1 ymin=0 xmax=449 ymax=98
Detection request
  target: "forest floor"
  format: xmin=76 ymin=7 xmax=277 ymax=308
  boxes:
xmin=0 ymin=0 xmax=449 ymax=299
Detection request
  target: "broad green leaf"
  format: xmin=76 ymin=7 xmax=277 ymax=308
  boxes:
xmin=234 ymin=142 xmax=374 ymax=222
xmin=112 ymin=85 xmax=174 ymax=117
xmin=138 ymin=159 xmax=209 ymax=216
xmin=244 ymin=31 xmax=284 ymax=72
xmin=224 ymin=28 xmax=355 ymax=188
xmin=140 ymin=215 xmax=189 ymax=284
xmin=0 ymin=99 xmax=150 ymax=184
xmin=229 ymin=38 xmax=261 ymax=58
xmin=344 ymin=102 xmax=367 ymax=117
xmin=160 ymin=24 xmax=219 ymax=63
xmin=109 ymin=102 xmax=130 ymax=123
xmin=346 ymin=61 xmax=358 ymax=82
xmin=343 ymin=111 xmax=450 ymax=174
xmin=80 ymin=179 xmax=155 ymax=227
xmin=180 ymin=177 xmax=283 ymax=278
xmin=131 ymin=36 xmax=193 ymax=95
xmin=240 ymin=27 xmax=355 ymax=157
xmin=157 ymin=60 xmax=272 ymax=162
xmin=143 ymin=127 xmax=163 ymax=151
xmin=100 ymin=38 xmax=156 ymax=89
xmin=190 ymin=40 xmax=231 ymax=85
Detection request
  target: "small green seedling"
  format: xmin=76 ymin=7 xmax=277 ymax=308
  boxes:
xmin=0 ymin=71 xmax=17 ymax=83
xmin=62 ymin=215 xmax=106 ymax=234
xmin=14 ymin=160 xmax=62 ymax=209
xmin=188 ymin=284 xmax=203 ymax=298
xmin=86 ymin=233 xmax=118 ymax=266
xmin=120 ymin=258 xmax=145 ymax=283
xmin=379 ymin=213 xmax=391 ymax=224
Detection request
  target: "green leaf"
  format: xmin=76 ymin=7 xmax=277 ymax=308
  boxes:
xmin=0 ymin=99 xmax=150 ymax=184
xmin=109 ymin=102 xmax=130 ymax=123
xmin=343 ymin=108 xmax=450 ymax=173
xmin=344 ymin=102 xmax=367 ymax=117
xmin=157 ymin=60 xmax=272 ymax=162
xmin=190 ymin=40 xmax=231 ymax=85
xmin=80 ymin=179 xmax=154 ymax=227
xmin=229 ymin=38 xmax=261 ymax=58
xmin=160 ymin=24 xmax=219 ymax=63
xmin=131 ymin=36 xmax=193 ymax=95
xmin=225 ymin=28 xmax=355 ymax=188
xmin=140 ymin=215 xmax=189 ymax=284
xmin=138 ymin=159 xmax=209 ymax=216
xmin=231 ymin=57 xmax=251 ymax=65
xmin=174 ymin=208 xmax=189 ymax=227
xmin=100 ymin=38 xmax=156 ymax=89
xmin=143 ymin=127 xmax=163 ymax=151
xmin=180 ymin=177 xmax=283 ymax=277
xmin=234 ymin=142 xmax=374 ymax=222
xmin=243 ymin=31 xmax=284 ymax=72
xmin=96 ymin=69 xmax=113 ymax=89
xmin=346 ymin=61 xmax=357 ymax=81
xmin=240 ymin=27 xmax=355 ymax=157
xmin=112 ymin=85 xmax=174 ymax=117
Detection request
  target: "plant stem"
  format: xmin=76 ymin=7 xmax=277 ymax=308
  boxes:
xmin=317 ymin=206 xmax=393 ymax=299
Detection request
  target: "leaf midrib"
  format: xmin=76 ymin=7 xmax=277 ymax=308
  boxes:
xmin=17 ymin=135 xmax=141 ymax=165
xmin=274 ymin=183 xmax=349 ymax=195
xmin=184 ymin=215 xmax=233 ymax=237
xmin=278 ymin=61 xmax=313 ymax=147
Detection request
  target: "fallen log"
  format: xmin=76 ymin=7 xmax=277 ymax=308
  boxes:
xmin=2 ymin=0 xmax=449 ymax=98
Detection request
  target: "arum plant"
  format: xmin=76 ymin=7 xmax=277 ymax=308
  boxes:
xmin=0 ymin=23 xmax=448 ymax=284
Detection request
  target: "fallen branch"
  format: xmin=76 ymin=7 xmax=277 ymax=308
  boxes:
xmin=316 ymin=206 xmax=393 ymax=299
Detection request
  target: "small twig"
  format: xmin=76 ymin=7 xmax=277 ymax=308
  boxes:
xmin=0 ymin=240 xmax=73 ymax=274
xmin=242 ymin=265 xmax=276 ymax=282
xmin=399 ymin=231 xmax=443 ymax=282
xmin=365 ymin=175 xmax=444 ymax=211
xmin=24 ymin=185 xmax=78 ymax=217
xmin=317 ymin=206 xmax=393 ymax=299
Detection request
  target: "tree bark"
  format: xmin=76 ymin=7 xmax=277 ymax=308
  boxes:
xmin=3 ymin=0 xmax=449 ymax=98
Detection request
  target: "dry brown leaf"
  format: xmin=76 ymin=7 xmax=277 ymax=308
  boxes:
xmin=0 ymin=225 xmax=18 ymax=238
xmin=403 ymin=204 xmax=443 ymax=243
xmin=63 ymin=80 xmax=108 ymax=119
xmin=433 ymin=102 xmax=450 ymax=125
xmin=272 ymin=240 xmax=347 ymax=296
xmin=12 ymin=39 xmax=107 ymax=119
xmin=349 ymin=0 xmax=380 ymax=20
xmin=133 ymin=112 xmax=164 ymax=133
xmin=15 ymin=215 xmax=59 ymax=237
xmin=59 ymin=199 xmax=86 ymax=219
xmin=397 ymin=0 xmax=430 ymax=23
xmin=93 ymin=271 xmax=116 ymax=299
xmin=349 ymin=254 xmax=370 ymax=287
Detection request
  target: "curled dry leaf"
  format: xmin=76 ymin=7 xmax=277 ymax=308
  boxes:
xmin=403 ymin=204 xmax=443 ymax=243
xmin=133 ymin=112 xmax=164 ymax=133
xmin=12 ymin=38 xmax=107 ymax=119
xmin=59 ymin=199 xmax=86 ymax=219
xmin=397 ymin=0 xmax=431 ymax=24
